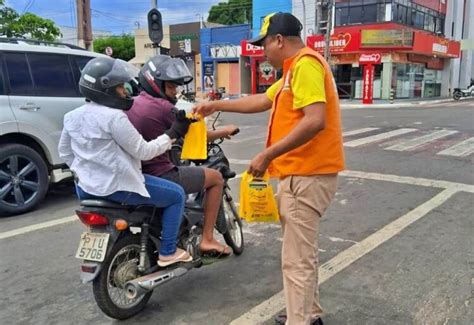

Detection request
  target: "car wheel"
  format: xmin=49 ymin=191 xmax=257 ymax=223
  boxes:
xmin=0 ymin=144 xmax=49 ymax=215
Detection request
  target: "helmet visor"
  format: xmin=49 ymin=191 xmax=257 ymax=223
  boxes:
xmin=162 ymin=58 xmax=193 ymax=85
xmin=103 ymin=59 xmax=140 ymax=88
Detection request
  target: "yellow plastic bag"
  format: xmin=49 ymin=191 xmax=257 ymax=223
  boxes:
xmin=181 ymin=115 xmax=207 ymax=160
xmin=239 ymin=171 xmax=279 ymax=223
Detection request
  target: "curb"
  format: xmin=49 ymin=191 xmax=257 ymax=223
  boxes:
xmin=340 ymin=98 xmax=456 ymax=109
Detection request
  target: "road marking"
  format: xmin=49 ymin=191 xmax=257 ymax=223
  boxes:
xmin=229 ymin=188 xmax=458 ymax=325
xmin=341 ymin=170 xmax=474 ymax=193
xmin=2 ymin=169 xmax=472 ymax=242
xmin=342 ymin=127 xmax=380 ymax=137
xmin=437 ymin=137 xmax=474 ymax=157
xmin=0 ymin=215 xmax=77 ymax=240
xmin=344 ymin=128 xmax=417 ymax=147
xmin=228 ymin=134 xmax=266 ymax=144
xmin=228 ymin=160 xmax=474 ymax=193
xmin=386 ymin=130 xmax=458 ymax=151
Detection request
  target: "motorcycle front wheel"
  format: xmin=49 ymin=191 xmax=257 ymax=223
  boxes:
xmin=221 ymin=189 xmax=244 ymax=255
xmin=92 ymin=235 xmax=155 ymax=320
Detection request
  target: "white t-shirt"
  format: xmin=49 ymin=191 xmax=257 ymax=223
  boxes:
xmin=58 ymin=102 xmax=172 ymax=197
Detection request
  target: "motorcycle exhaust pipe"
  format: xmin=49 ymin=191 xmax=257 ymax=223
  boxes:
xmin=125 ymin=266 xmax=189 ymax=300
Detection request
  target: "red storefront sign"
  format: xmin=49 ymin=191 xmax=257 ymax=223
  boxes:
xmin=306 ymin=32 xmax=361 ymax=54
xmin=362 ymin=64 xmax=375 ymax=104
xmin=412 ymin=32 xmax=460 ymax=58
xmin=240 ymin=40 xmax=264 ymax=57
xmin=359 ymin=53 xmax=382 ymax=64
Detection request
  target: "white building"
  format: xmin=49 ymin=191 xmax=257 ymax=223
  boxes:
xmin=59 ymin=26 xmax=112 ymax=47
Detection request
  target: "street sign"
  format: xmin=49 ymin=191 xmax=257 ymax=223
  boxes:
xmin=105 ymin=46 xmax=113 ymax=56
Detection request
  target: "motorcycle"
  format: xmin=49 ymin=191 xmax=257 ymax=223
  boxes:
xmin=178 ymin=89 xmax=196 ymax=103
xmin=453 ymin=79 xmax=474 ymax=100
xmin=74 ymin=121 xmax=243 ymax=319
xmin=207 ymin=87 xmax=226 ymax=101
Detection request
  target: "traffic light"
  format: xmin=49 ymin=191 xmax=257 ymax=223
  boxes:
xmin=147 ymin=8 xmax=163 ymax=44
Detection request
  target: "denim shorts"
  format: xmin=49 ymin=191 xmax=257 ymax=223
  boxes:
xmin=160 ymin=166 xmax=205 ymax=194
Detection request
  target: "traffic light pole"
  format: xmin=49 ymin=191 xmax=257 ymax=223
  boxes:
xmin=151 ymin=0 xmax=157 ymax=8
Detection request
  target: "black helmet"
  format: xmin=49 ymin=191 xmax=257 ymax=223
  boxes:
xmin=139 ymin=55 xmax=193 ymax=104
xmin=79 ymin=56 xmax=139 ymax=110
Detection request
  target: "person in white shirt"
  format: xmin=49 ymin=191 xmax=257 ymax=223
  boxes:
xmin=58 ymin=56 xmax=192 ymax=267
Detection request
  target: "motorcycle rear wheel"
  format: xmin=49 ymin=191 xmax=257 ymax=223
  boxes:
xmin=222 ymin=190 xmax=244 ymax=255
xmin=453 ymin=91 xmax=462 ymax=100
xmin=92 ymin=235 xmax=154 ymax=320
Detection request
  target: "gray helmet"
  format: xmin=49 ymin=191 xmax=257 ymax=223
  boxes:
xmin=139 ymin=55 xmax=193 ymax=104
xmin=79 ymin=57 xmax=139 ymax=110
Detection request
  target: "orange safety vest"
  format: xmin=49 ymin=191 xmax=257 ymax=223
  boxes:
xmin=266 ymin=47 xmax=345 ymax=178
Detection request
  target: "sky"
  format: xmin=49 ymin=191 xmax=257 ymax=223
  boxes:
xmin=5 ymin=0 xmax=223 ymax=34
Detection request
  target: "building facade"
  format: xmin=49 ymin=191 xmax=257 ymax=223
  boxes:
xmin=200 ymin=24 xmax=251 ymax=96
xmin=293 ymin=0 xmax=463 ymax=100
xmin=444 ymin=0 xmax=474 ymax=92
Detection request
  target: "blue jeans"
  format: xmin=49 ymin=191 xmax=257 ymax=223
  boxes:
xmin=76 ymin=174 xmax=185 ymax=256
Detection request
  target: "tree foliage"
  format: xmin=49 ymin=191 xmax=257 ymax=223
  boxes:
xmin=207 ymin=0 xmax=252 ymax=25
xmin=93 ymin=35 xmax=135 ymax=62
xmin=0 ymin=1 xmax=61 ymax=41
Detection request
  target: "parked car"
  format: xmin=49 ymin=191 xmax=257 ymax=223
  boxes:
xmin=0 ymin=38 xmax=105 ymax=215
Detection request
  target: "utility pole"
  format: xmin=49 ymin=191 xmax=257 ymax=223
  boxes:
xmin=76 ymin=0 xmax=92 ymax=50
xmin=323 ymin=0 xmax=333 ymax=62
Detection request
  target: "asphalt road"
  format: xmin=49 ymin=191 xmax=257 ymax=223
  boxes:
xmin=1 ymin=99 xmax=473 ymax=325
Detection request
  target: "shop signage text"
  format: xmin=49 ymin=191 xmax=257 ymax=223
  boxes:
xmin=362 ymin=64 xmax=375 ymax=105
xmin=144 ymin=43 xmax=159 ymax=48
xmin=240 ymin=40 xmax=264 ymax=56
xmin=361 ymin=29 xmax=413 ymax=47
xmin=306 ymin=32 xmax=360 ymax=54
xmin=412 ymin=32 xmax=460 ymax=58
xmin=171 ymin=33 xmax=197 ymax=41
xmin=359 ymin=53 xmax=381 ymax=64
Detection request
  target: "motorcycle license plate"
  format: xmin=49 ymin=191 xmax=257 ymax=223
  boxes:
xmin=75 ymin=232 xmax=109 ymax=262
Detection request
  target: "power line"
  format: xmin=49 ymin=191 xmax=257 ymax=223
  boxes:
xmin=22 ymin=0 xmax=35 ymax=14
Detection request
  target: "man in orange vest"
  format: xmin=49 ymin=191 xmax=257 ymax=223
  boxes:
xmin=194 ymin=12 xmax=345 ymax=325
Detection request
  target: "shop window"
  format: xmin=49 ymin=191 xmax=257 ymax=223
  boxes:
xmin=349 ymin=6 xmax=363 ymax=24
xmin=393 ymin=63 xmax=424 ymax=98
xmin=424 ymin=14 xmax=435 ymax=33
xmin=336 ymin=7 xmax=349 ymax=26
xmin=362 ymin=5 xmax=377 ymax=23
xmin=414 ymin=11 xmax=424 ymax=29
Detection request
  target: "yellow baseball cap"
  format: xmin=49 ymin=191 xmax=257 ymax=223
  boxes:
xmin=248 ymin=12 xmax=303 ymax=46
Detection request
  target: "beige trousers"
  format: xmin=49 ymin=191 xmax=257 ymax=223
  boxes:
xmin=277 ymin=174 xmax=338 ymax=325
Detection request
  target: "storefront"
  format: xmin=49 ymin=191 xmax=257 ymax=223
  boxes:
xmin=307 ymin=23 xmax=460 ymax=101
xmin=240 ymin=40 xmax=279 ymax=94
xmin=200 ymin=24 xmax=250 ymax=96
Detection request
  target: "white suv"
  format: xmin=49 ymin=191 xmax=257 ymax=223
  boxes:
xmin=0 ymin=38 xmax=104 ymax=215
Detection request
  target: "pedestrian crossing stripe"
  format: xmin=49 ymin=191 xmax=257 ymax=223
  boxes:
xmin=344 ymin=128 xmax=417 ymax=147
xmin=386 ymin=130 xmax=458 ymax=151
xmin=437 ymin=137 xmax=474 ymax=157
xmin=227 ymin=127 xmax=474 ymax=158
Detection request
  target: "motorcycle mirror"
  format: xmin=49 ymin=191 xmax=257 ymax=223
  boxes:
xmin=212 ymin=111 xmax=221 ymax=130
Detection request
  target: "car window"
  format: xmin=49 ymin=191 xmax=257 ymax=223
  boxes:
xmin=72 ymin=55 xmax=94 ymax=84
xmin=4 ymin=52 xmax=35 ymax=96
xmin=0 ymin=53 xmax=5 ymax=95
xmin=27 ymin=53 xmax=77 ymax=97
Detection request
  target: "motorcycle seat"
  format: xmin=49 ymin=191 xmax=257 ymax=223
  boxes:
xmin=80 ymin=199 xmax=141 ymax=210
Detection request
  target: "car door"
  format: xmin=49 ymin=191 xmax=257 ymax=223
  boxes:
xmin=5 ymin=51 xmax=90 ymax=166
xmin=0 ymin=52 xmax=18 ymax=135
